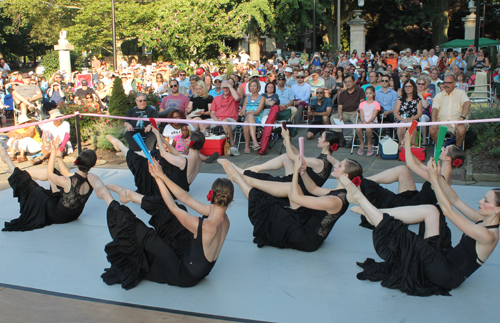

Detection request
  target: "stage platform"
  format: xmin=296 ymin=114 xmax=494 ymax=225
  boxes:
xmin=0 ymin=169 xmax=498 ymax=322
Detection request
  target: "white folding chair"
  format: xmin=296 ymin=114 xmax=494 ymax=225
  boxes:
xmin=351 ymin=112 xmax=384 ymax=156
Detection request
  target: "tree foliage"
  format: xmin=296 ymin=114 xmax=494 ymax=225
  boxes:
xmin=108 ymin=76 xmax=129 ymax=117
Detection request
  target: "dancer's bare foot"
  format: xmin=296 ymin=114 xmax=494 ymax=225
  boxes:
xmin=106 ymin=183 xmax=130 ymax=204
xmin=0 ymin=144 xmax=15 ymax=173
xmin=245 ymin=166 xmax=260 ymax=173
xmin=218 ymin=159 xmax=238 ymax=182
xmin=338 ymin=175 xmax=363 ymax=204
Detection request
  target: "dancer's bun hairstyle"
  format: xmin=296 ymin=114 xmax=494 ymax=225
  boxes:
xmin=211 ymin=178 xmax=234 ymax=207
xmin=345 ymin=158 xmax=363 ymax=180
xmin=189 ymin=130 xmax=205 ymax=151
xmin=75 ymin=149 xmax=97 ymax=173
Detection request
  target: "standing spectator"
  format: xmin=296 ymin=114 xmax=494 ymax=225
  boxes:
xmin=416 ymin=76 xmax=433 ymax=146
xmin=241 ymin=79 xmax=265 ymax=153
xmin=428 ymin=49 xmax=438 ymax=66
xmin=291 ymin=71 xmax=311 ymax=124
xmin=430 ymin=75 xmax=470 ymax=148
xmin=209 ymin=75 xmax=224 ymax=97
xmin=356 ymin=86 xmax=381 ymax=156
xmin=330 ymin=75 xmax=366 ymax=147
xmin=394 ymin=79 xmax=422 ymax=147
xmin=238 ymin=50 xmax=250 ymax=64
xmin=288 ymin=52 xmax=301 ymax=68
xmin=123 ymin=93 xmax=159 ymax=152
xmin=399 ymin=48 xmax=418 ymax=70
xmin=472 ymin=48 xmax=490 ymax=69
xmin=91 ymin=55 xmax=101 ymax=71
xmin=465 ymin=45 xmax=476 ymax=78
xmin=159 ymin=79 xmax=190 ymax=114
xmin=438 ymin=51 xmax=448 ymax=73
xmin=0 ymin=58 xmax=11 ymax=77
xmin=306 ymin=87 xmax=332 ymax=140
xmin=209 ymin=80 xmax=241 ymax=156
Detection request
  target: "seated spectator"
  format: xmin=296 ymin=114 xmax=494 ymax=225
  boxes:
xmin=275 ymin=72 xmax=297 ymax=122
xmin=362 ymin=71 xmax=381 ymax=92
xmin=177 ymin=70 xmax=190 ymax=89
xmin=152 ymin=73 xmax=168 ymax=94
xmin=6 ymin=115 xmax=41 ymax=163
xmin=394 ymin=79 xmax=422 ymax=147
xmin=159 ymin=79 xmax=190 ymax=114
xmin=357 ymin=70 xmax=368 ymax=86
xmin=330 ymin=75 xmax=366 ymax=147
xmin=31 ymin=109 xmax=72 ymax=165
xmin=246 ymin=70 xmax=266 ymax=94
xmin=187 ymin=80 xmax=213 ymax=133
xmin=12 ymin=73 xmax=43 ymax=117
xmin=399 ymin=48 xmax=418 ymax=70
xmin=204 ymin=74 xmax=213 ymax=92
xmin=43 ymin=82 xmax=65 ymax=114
xmin=241 ymin=79 xmax=265 ymax=153
xmin=416 ymin=75 xmax=433 ymax=146
xmin=208 ymin=76 xmax=223 ymax=97
xmin=430 ymin=75 xmax=470 ymax=148
xmin=306 ymin=87 xmax=332 ymax=140
xmin=74 ymin=79 xmax=97 ymax=105
xmin=322 ymin=66 xmax=337 ymax=99
xmin=187 ymin=75 xmax=200 ymax=97
xmin=84 ymin=93 xmax=101 ymax=113
xmin=284 ymin=67 xmax=296 ymax=88
xmin=356 ymin=86 xmax=381 ymax=156
xmin=430 ymin=68 xmax=443 ymax=94
xmin=123 ymin=93 xmax=158 ymax=152
xmin=162 ymin=109 xmax=195 ymax=143
xmin=291 ymin=71 xmax=311 ymax=124
xmin=209 ymin=80 xmax=241 ymax=156
xmin=375 ymin=75 xmax=398 ymax=123
xmin=262 ymin=82 xmax=280 ymax=111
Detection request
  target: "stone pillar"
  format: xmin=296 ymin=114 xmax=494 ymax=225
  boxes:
xmin=53 ymin=30 xmax=74 ymax=76
xmin=462 ymin=4 xmax=477 ymax=40
xmin=347 ymin=10 xmax=367 ymax=54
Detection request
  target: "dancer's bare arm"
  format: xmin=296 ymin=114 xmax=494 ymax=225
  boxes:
xmin=151 ymin=128 xmax=184 ymax=168
xmin=404 ymin=131 xmax=428 ymax=180
xmin=427 ymin=160 xmax=494 ymax=244
xmin=56 ymin=150 xmax=72 ymax=176
xmin=300 ymin=165 xmax=331 ymax=197
xmin=290 ymin=156 xmax=341 ymax=214
xmin=149 ymin=159 xmax=209 ymax=216
xmin=47 ymin=138 xmax=71 ymax=192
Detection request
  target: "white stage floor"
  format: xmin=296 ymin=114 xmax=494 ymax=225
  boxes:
xmin=0 ymin=169 xmax=498 ymax=322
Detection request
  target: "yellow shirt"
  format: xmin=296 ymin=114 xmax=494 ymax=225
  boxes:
xmin=433 ymin=88 xmax=470 ymax=122
xmin=17 ymin=126 xmax=41 ymax=143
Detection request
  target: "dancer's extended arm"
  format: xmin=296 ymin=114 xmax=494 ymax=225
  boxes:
xmin=282 ymin=128 xmax=322 ymax=169
xmin=149 ymin=159 xmax=209 ymax=216
xmin=427 ymin=160 xmax=495 ymax=244
xmin=404 ymin=130 xmax=428 ymax=180
xmin=47 ymin=138 xmax=71 ymax=191
xmin=299 ymin=164 xmax=332 ymax=197
xmin=289 ymin=156 xmax=341 ymax=214
xmin=151 ymin=127 xmax=185 ymax=168
xmin=55 ymin=150 xmax=72 ymax=176
xmin=149 ymin=161 xmax=203 ymax=234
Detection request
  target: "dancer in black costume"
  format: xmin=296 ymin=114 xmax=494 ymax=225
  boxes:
xmin=88 ymin=159 xmax=233 ymax=290
xmin=360 ymin=131 xmax=466 ymax=209
xmin=339 ymin=160 xmax=500 ymax=296
xmin=244 ymin=128 xmax=339 ymax=197
xmin=106 ymin=127 xmax=204 ymax=198
xmin=1 ymin=139 xmax=96 ymax=231
xmin=219 ymin=156 xmax=352 ymax=252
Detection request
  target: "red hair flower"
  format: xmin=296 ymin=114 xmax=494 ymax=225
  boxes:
xmin=330 ymin=143 xmax=339 ymax=151
xmin=74 ymin=160 xmax=78 ymax=165
xmin=352 ymin=176 xmax=362 ymax=187
xmin=189 ymin=140 xmax=195 ymax=147
xmin=206 ymin=190 xmax=214 ymax=202
xmin=452 ymin=159 xmax=463 ymax=167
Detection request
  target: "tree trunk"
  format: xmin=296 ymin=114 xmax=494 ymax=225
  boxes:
xmin=430 ymin=0 xmax=450 ymax=46
xmin=248 ymin=20 xmax=260 ymax=61
xmin=324 ymin=5 xmax=337 ymax=52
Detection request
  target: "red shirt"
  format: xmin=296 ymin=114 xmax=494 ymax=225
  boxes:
xmin=210 ymin=94 xmax=239 ymax=121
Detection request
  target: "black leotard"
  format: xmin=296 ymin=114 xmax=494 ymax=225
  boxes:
xmin=3 ymin=168 xmax=93 ymax=231
xmin=357 ymin=213 xmax=499 ymax=296
xmin=247 ymin=188 xmax=348 ymax=252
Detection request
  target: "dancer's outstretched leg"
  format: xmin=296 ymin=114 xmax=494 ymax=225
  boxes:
xmin=88 ymin=173 xmax=115 ymax=205
xmin=246 ymin=153 xmax=294 ymax=175
xmin=366 ymin=165 xmax=417 ymax=193
xmin=107 ymin=135 xmax=129 ymax=157
xmin=219 ymin=159 xmax=245 ymax=175
xmin=107 ymin=183 xmax=144 ymax=205
xmin=0 ymin=144 xmax=15 ymax=173
xmin=219 ymin=159 xmax=252 ymax=199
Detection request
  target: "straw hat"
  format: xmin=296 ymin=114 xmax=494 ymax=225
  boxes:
xmin=17 ymin=115 xmax=33 ymax=124
xmin=49 ymin=109 xmax=65 ymax=119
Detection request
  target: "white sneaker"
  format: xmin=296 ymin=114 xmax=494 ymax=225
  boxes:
xmin=229 ymin=146 xmax=240 ymax=156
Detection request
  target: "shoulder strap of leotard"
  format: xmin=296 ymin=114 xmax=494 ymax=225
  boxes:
xmin=196 ymin=216 xmax=204 ymax=239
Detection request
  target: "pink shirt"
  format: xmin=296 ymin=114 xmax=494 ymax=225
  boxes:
xmin=159 ymin=93 xmax=190 ymax=113
xmin=210 ymin=94 xmax=239 ymax=121
xmin=359 ymin=101 xmax=381 ymax=123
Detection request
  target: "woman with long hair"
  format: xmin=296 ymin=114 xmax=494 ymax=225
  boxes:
xmin=394 ymin=79 xmax=422 ymax=147
xmin=241 ymin=79 xmax=265 ymax=153
xmin=88 ymin=164 xmax=234 ymax=290
xmin=1 ymin=140 xmax=96 ymax=231
xmin=187 ymin=80 xmax=213 ymax=132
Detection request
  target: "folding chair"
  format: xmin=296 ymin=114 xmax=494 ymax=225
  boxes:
xmin=351 ymin=112 xmax=384 ymax=156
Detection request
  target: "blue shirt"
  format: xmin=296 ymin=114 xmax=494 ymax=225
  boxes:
xmin=362 ymin=84 xmax=382 ymax=92
xmin=286 ymin=77 xmax=297 ymax=88
xmin=276 ymin=86 xmax=294 ymax=106
xmin=375 ymin=88 xmax=398 ymax=112
xmin=291 ymin=82 xmax=311 ymax=103
xmin=209 ymin=88 xmax=223 ymax=98
xmin=178 ymin=79 xmax=190 ymax=88
xmin=309 ymin=97 xmax=333 ymax=122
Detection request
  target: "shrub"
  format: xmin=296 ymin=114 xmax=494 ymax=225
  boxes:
xmin=59 ymin=104 xmax=101 ymax=144
xmin=94 ymin=120 xmax=126 ymax=150
xmin=108 ymin=76 xmax=129 ymax=116
xmin=470 ymin=105 xmax=500 ymax=157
